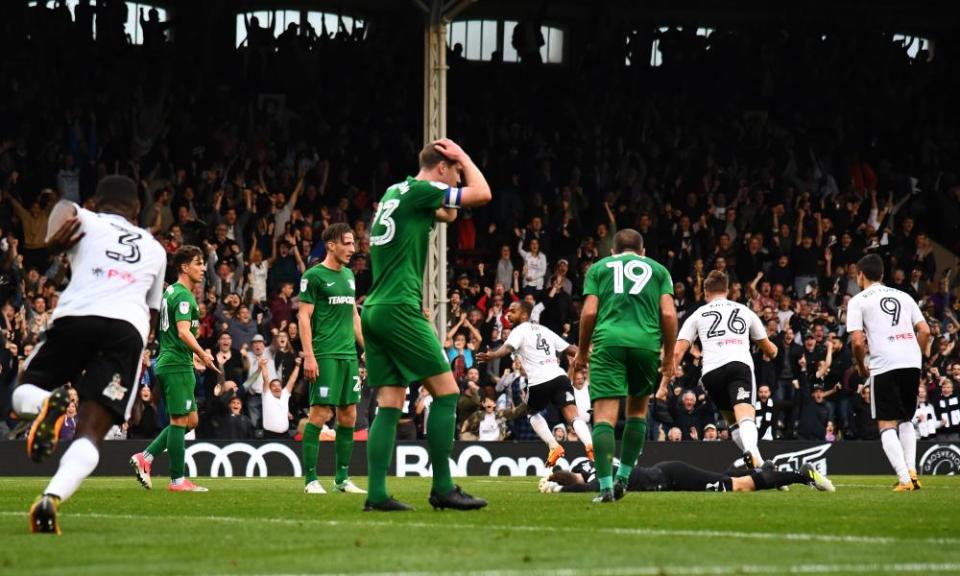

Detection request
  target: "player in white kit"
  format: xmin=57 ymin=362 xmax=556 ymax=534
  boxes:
xmin=846 ymin=254 xmax=930 ymax=491
xmin=13 ymin=176 xmax=168 ymax=533
xmin=478 ymin=301 xmax=594 ymax=466
xmin=660 ymin=271 xmax=778 ymax=468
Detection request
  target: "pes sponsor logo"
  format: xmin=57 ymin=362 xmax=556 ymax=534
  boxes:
xmin=886 ymin=333 xmax=915 ymax=342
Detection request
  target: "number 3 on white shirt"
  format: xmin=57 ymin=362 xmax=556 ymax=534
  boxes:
xmin=606 ymin=259 xmax=652 ymax=295
xmin=370 ymin=199 xmax=400 ymax=246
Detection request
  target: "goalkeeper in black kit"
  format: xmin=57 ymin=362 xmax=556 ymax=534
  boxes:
xmin=539 ymin=460 xmax=835 ymax=494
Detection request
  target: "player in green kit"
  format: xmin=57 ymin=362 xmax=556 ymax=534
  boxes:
xmin=574 ymin=229 xmax=678 ymax=503
xmin=298 ymin=222 xmax=366 ymax=495
xmin=362 ymin=138 xmax=491 ymax=511
xmin=130 ymin=245 xmax=218 ymax=492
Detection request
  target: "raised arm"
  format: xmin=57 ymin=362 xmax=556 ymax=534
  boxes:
xmin=433 ymin=138 xmax=491 ymax=208
xmin=285 ymin=357 xmax=301 ymax=393
xmin=287 ymin=175 xmax=304 ymax=210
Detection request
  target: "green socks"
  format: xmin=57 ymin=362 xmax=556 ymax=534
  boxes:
xmin=593 ymin=422 xmax=615 ymax=490
xmin=167 ymin=425 xmax=186 ymax=480
xmin=302 ymin=423 xmax=322 ymax=484
xmin=427 ymin=394 xmax=458 ymax=495
xmin=334 ymin=425 xmax=355 ymax=484
xmin=145 ymin=426 xmax=169 ymax=458
xmin=617 ymin=417 xmax=647 ymax=483
xmin=366 ymin=407 xmax=402 ymax=504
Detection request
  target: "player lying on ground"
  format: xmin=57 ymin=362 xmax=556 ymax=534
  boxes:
xmin=477 ymin=301 xmax=593 ymax=466
xmin=538 ymin=460 xmax=835 ymax=494
xmin=662 ymin=270 xmax=778 ymax=469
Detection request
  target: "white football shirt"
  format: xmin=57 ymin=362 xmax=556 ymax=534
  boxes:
xmin=846 ymin=284 xmax=924 ymax=375
xmin=677 ymin=298 xmax=767 ymax=375
xmin=51 ymin=205 xmax=167 ymax=344
xmin=504 ymin=321 xmax=571 ymax=386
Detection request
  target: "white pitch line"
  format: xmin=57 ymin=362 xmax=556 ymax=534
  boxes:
xmin=243 ymin=564 xmax=960 ymax=576
xmin=2 ymin=510 xmax=959 ymax=547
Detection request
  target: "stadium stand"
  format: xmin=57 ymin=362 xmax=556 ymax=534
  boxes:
xmin=1 ymin=0 xmax=958 ymax=445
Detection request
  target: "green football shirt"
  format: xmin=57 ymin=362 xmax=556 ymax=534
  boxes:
xmin=156 ymin=282 xmax=199 ymax=374
xmin=364 ymin=177 xmax=448 ymax=307
xmin=583 ymin=253 xmax=674 ymax=351
xmin=299 ymin=263 xmax=357 ymax=359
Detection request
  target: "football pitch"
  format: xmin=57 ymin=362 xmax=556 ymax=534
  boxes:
xmin=1 ymin=476 xmax=958 ymax=576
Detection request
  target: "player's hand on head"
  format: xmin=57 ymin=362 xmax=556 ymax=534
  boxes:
xmin=433 ymin=138 xmax=466 ymax=163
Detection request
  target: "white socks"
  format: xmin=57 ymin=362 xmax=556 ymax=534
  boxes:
xmin=898 ymin=422 xmax=917 ymax=473
xmin=881 ymin=428 xmax=911 ymax=484
xmin=738 ymin=418 xmax=762 ymax=465
xmin=12 ymin=384 xmax=51 ymax=417
xmin=572 ymin=418 xmax=593 ymax=447
xmin=44 ymin=438 xmax=99 ymax=503
xmin=529 ymin=413 xmax=559 ymax=449
xmin=730 ymin=425 xmax=744 ymax=451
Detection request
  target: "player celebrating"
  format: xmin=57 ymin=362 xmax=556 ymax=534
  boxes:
xmin=131 ymin=245 xmax=218 ymax=493
xmin=538 ymin=459 xmax=834 ymax=494
xmin=13 ymin=176 xmax=168 ymax=533
xmin=662 ymin=271 xmax=778 ymax=468
xmin=362 ymin=138 xmax=491 ymax=511
xmin=574 ymin=229 xmax=678 ymax=503
xmin=477 ymin=301 xmax=593 ymax=465
xmin=847 ymin=254 xmax=930 ymax=491
xmin=297 ymin=222 xmax=366 ymax=495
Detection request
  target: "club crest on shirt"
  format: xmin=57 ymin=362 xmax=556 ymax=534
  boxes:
xmin=102 ymin=373 xmax=127 ymax=401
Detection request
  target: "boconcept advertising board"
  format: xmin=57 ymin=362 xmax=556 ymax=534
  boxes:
xmin=2 ymin=441 xmax=959 ymax=478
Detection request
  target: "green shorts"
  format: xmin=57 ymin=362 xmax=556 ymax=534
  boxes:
xmin=157 ymin=370 xmax=197 ymax=416
xmin=361 ymin=303 xmax=450 ymax=387
xmin=310 ymin=357 xmax=361 ymax=406
xmin=588 ymin=346 xmax=660 ymax=402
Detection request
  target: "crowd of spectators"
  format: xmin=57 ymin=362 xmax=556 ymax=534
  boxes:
xmin=1 ymin=3 xmax=959 ymax=445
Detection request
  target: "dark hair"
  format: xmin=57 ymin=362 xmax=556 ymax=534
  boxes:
xmin=518 ymin=301 xmax=534 ymax=318
xmin=419 ymin=141 xmax=451 ymax=169
xmin=173 ymin=245 xmax=203 ymax=275
xmin=704 ymin=270 xmax=729 ymax=295
xmin=857 ymin=254 xmax=884 ymax=282
xmin=95 ymin=175 xmax=139 ymax=213
xmin=322 ymin=222 xmax=354 ymax=245
xmin=613 ymin=228 xmax=644 ymax=253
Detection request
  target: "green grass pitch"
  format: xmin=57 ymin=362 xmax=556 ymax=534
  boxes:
xmin=1 ymin=476 xmax=958 ymax=575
